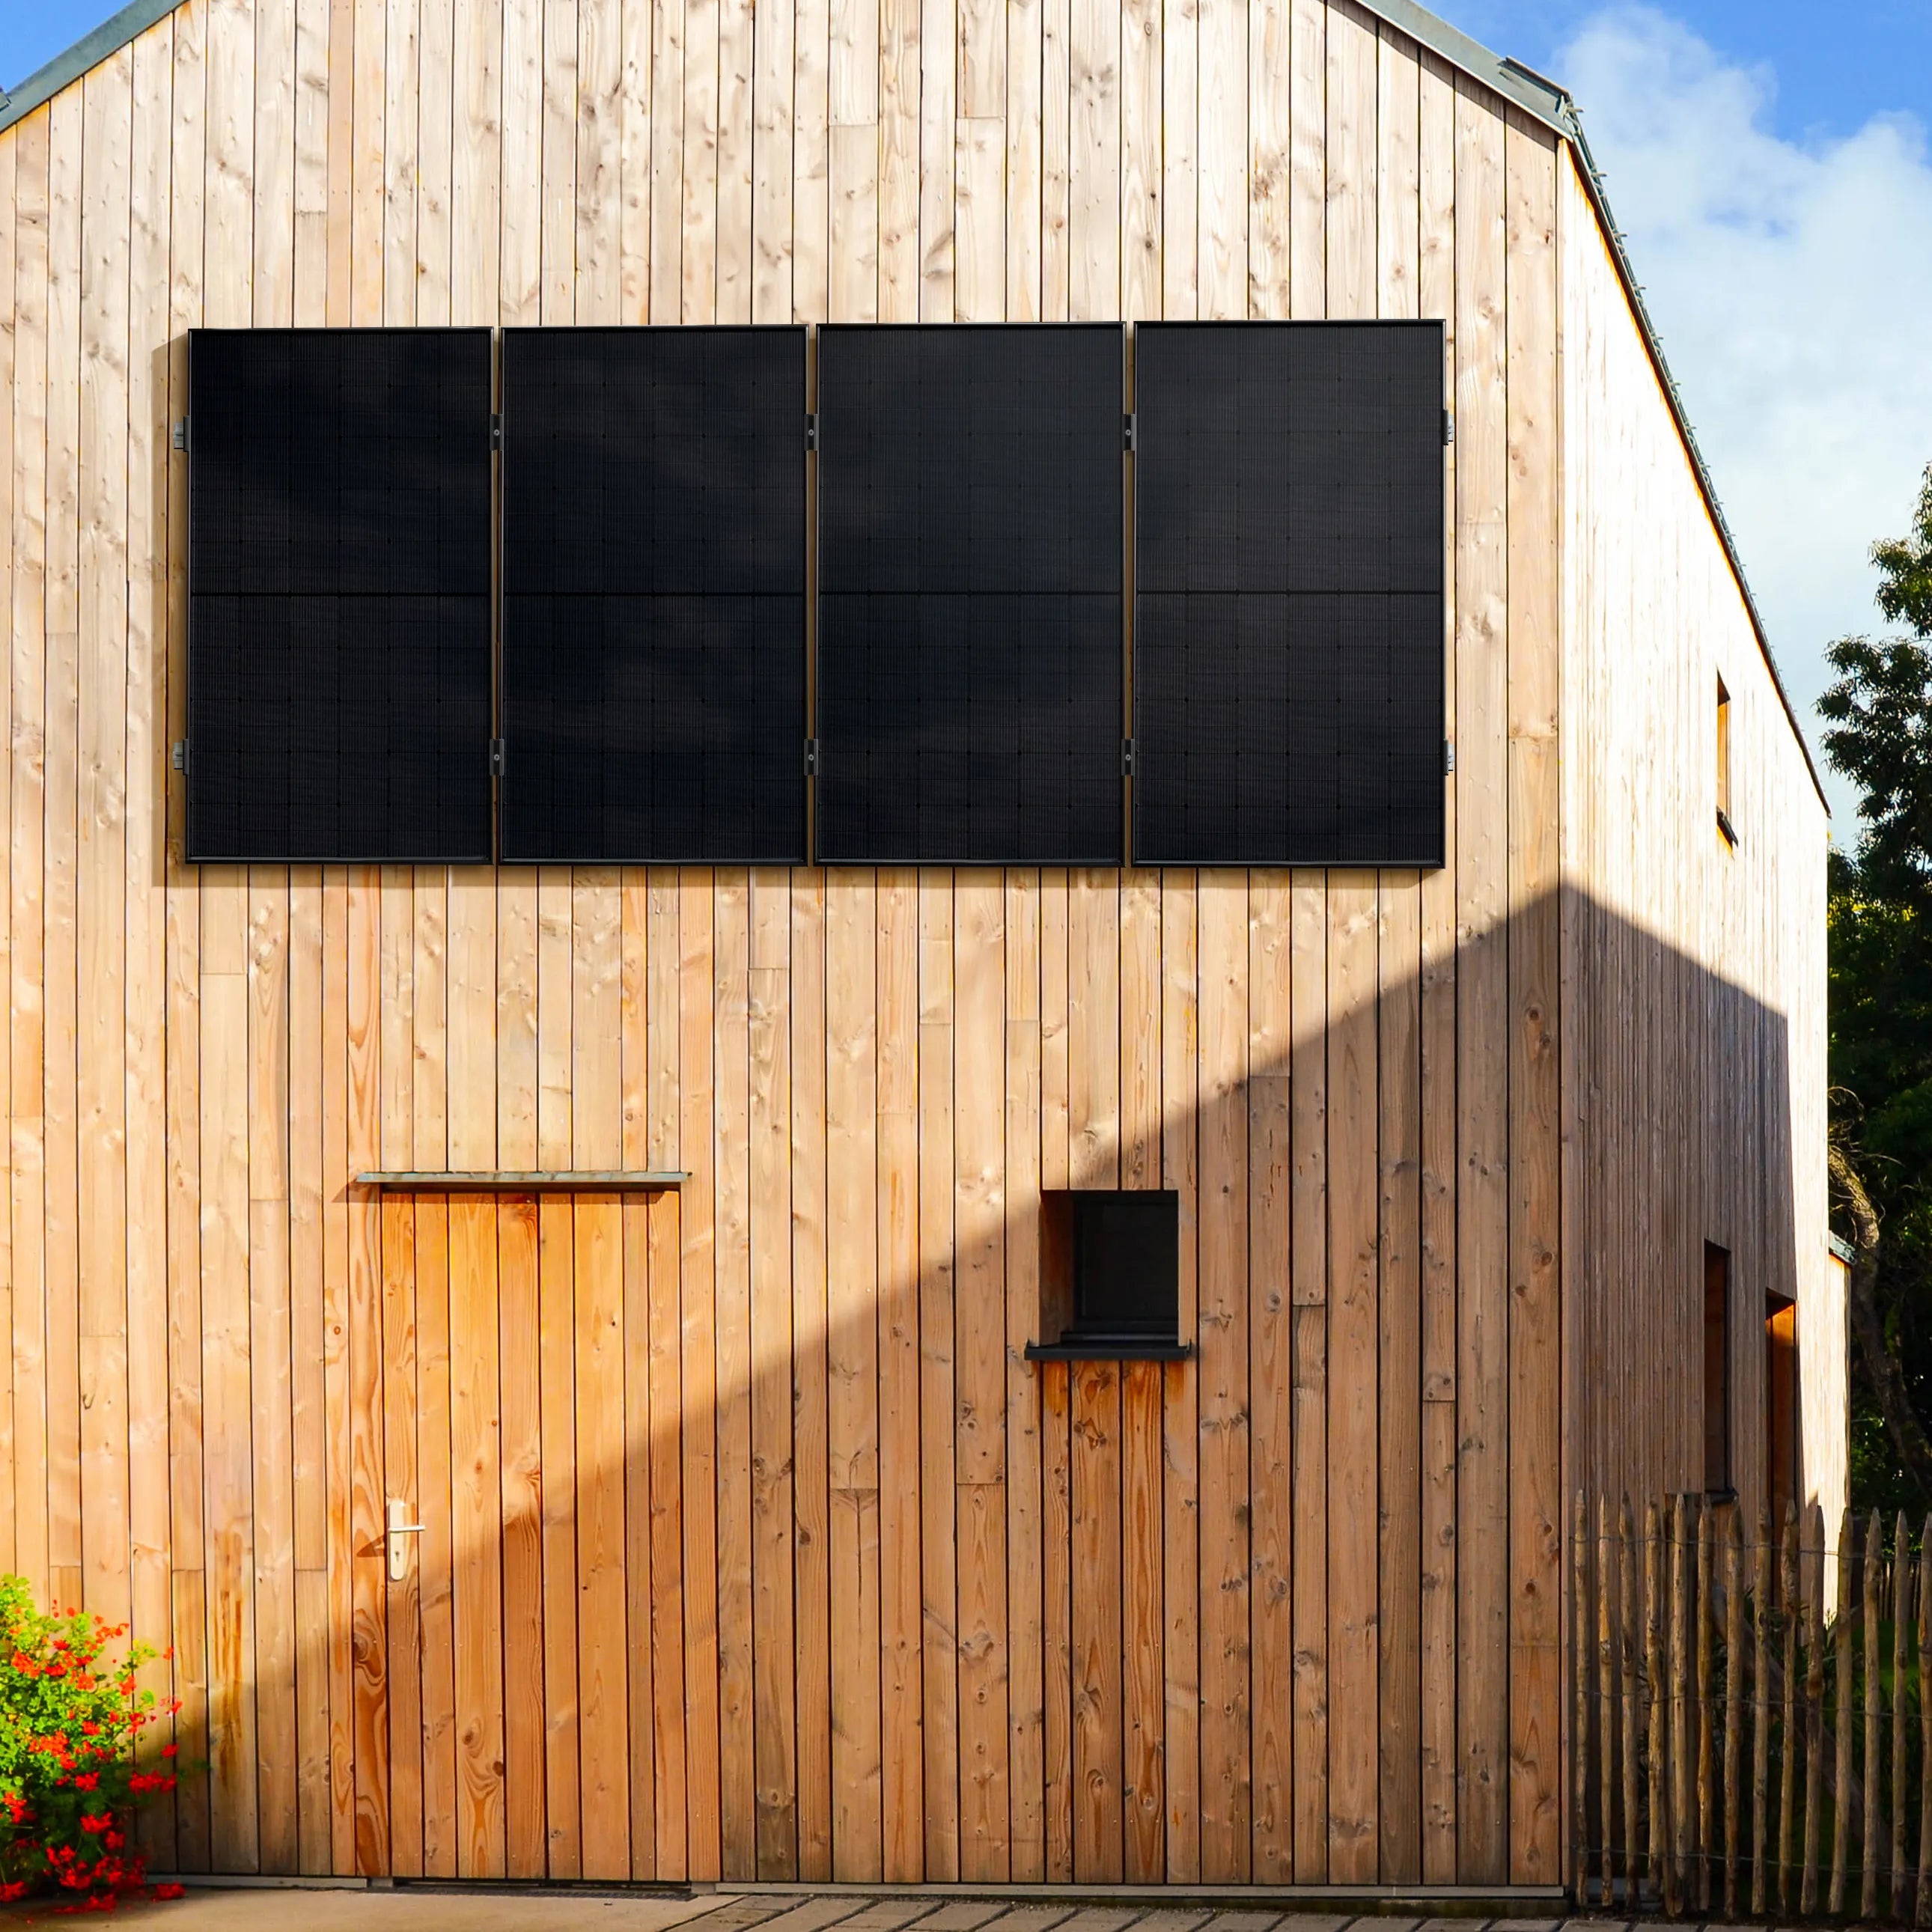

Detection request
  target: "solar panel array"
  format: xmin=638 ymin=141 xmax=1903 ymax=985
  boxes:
xmin=499 ymin=326 xmax=808 ymax=862
xmin=814 ymin=324 xmax=1125 ymax=865
xmin=1131 ymin=321 xmax=1445 ymax=865
xmin=187 ymin=328 xmax=493 ymax=861
xmin=185 ymin=322 xmax=1446 ymax=869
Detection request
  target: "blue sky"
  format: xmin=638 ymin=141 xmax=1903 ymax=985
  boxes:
xmin=5 ymin=0 xmax=1931 ymax=830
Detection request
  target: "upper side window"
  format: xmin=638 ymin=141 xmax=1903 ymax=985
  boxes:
xmin=1716 ymin=674 xmax=1737 ymax=847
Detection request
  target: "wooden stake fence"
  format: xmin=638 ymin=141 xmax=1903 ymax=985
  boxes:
xmin=1571 ymin=1494 xmax=1932 ymax=1921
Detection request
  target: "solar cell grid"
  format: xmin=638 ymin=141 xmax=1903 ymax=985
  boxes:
xmin=498 ymin=325 xmax=808 ymax=864
xmin=1132 ymin=319 xmax=1445 ymax=865
xmin=186 ymin=327 xmax=494 ymax=862
xmin=815 ymin=322 xmax=1125 ymax=865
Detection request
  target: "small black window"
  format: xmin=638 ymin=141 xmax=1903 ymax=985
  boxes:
xmin=1027 ymin=1190 xmax=1186 ymax=1359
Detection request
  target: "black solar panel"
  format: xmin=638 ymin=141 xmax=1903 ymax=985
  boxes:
xmin=1132 ymin=321 xmax=1445 ymax=865
xmin=186 ymin=328 xmax=493 ymax=862
xmin=499 ymin=326 xmax=807 ymax=863
xmin=815 ymin=324 xmax=1124 ymax=865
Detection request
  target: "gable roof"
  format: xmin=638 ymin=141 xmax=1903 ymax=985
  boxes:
xmin=0 ymin=0 xmax=1829 ymax=808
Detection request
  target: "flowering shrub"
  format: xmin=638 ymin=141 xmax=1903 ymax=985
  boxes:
xmin=0 ymin=1576 xmax=179 ymax=1907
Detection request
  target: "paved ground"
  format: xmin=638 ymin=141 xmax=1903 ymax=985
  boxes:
xmin=0 ymin=1890 xmax=1598 ymax=1932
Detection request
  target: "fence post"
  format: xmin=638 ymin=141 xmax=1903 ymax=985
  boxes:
xmin=1917 ymin=1520 xmax=1932 ymax=1929
xmin=1724 ymin=1505 xmax=1741 ymax=1915
xmin=1573 ymin=1489 xmax=1588 ymax=1904
xmin=1865 ymin=1510 xmax=1884 ymax=1918
xmin=1697 ymin=1499 xmax=1714 ymax=1910
xmin=1832 ymin=1510 xmax=1855 ymax=1916
xmin=1648 ymin=1498 xmax=1668 ymax=1910
xmin=1803 ymin=1504 xmax=1825 ymax=1915
xmin=1622 ymin=1496 xmax=1639 ymax=1907
xmin=1598 ymin=1496 xmax=1617 ymax=1904
xmin=1782 ymin=1502 xmax=1801 ymax=1914
xmin=1752 ymin=1501 xmax=1771 ymax=1916
xmin=1895 ymin=1511 xmax=1913 ymax=1921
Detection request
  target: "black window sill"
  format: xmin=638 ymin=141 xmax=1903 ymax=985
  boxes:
xmin=1024 ymin=1339 xmax=1194 ymax=1362
xmin=1716 ymin=808 xmax=1738 ymax=848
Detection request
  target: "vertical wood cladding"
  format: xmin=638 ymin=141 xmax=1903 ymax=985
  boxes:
xmin=0 ymin=0 xmax=1825 ymax=1895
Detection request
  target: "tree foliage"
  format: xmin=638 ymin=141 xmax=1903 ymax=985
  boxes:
xmin=1824 ymin=463 xmax=1932 ymax=1511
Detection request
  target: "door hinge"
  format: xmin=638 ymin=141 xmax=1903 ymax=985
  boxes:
xmin=1444 ymin=738 xmax=1455 ymax=775
xmin=1442 ymin=409 xmax=1455 ymax=447
xmin=805 ymin=413 xmax=820 ymax=452
xmin=490 ymin=737 xmax=506 ymax=777
xmin=490 ymin=412 xmax=504 ymax=451
xmin=1121 ymin=737 xmax=1137 ymax=777
xmin=1123 ymin=412 xmax=1137 ymax=453
xmin=172 ymin=418 xmax=189 ymax=452
xmin=171 ymin=740 xmax=188 ymax=773
xmin=804 ymin=737 xmax=820 ymax=777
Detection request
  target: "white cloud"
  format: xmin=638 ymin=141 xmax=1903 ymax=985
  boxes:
xmin=1558 ymin=6 xmax=1932 ymax=829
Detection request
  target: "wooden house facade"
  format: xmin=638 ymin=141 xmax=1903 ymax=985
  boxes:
xmin=0 ymin=0 xmax=1832 ymax=1894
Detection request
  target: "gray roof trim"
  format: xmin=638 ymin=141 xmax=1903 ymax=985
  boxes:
xmin=0 ymin=0 xmax=184 ymax=131
xmin=0 ymin=0 xmax=1829 ymax=809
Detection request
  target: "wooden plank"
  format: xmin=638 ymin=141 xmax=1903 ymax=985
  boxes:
xmin=1072 ymin=1360 xmax=1124 ymax=1881
xmin=713 ymin=871 xmax=756 ymax=1877
xmin=76 ymin=49 xmax=134 ymax=1668
xmin=1194 ymin=0 xmax=1241 ymax=317
xmin=619 ymin=871 xmax=655 ymax=1879
xmin=43 ymin=67 xmax=84 ymax=1653
xmin=1326 ymin=875 xmax=1379 ymax=1882
xmin=876 ymin=0 xmax=916 ymax=320
xmin=1007 ymin=871 xmax=1048 ymax=1881
xmin=381 ymin=0 xmax=419 ymax=327
xmin=1041 ymin=1361 xmax=1073 ymax=1883
xmin=488 ymin=876 xmax=545 ymax=1883
xmin=915 ymin=0 xmax=953 ymax=322
xmin=876 ymin=869 xmax=923 ymax=1880
xmin=1453 ymin=73 xmax=1509 ymax=1886
xmin=681 ymin=871 xmax=723 ymax=1878
xmin=0 ymin=97 xmax=14 ymax=1606
xmin=1195 ymin=870 xmax=1249 ymax=1881
xmin=1039 ymin=0 xmax=1067 ymax=317
xmin=955 ymin=872 xmax=1010 ymax=1880
xmin=1120 ymin=1359 xmax=1165 ymax=1884
xmin=1378 ymin=864 xmax=1424 ymax=1886
xmin=921 ymin=874 xmax=960 ymax=1881
xmin=1247 ymin=876 xmax=1291 ymax=1885
xmin=1289 ymin=872 xmax=1326 ymax=1880
xmin=1159 ymin=874 xmax=1200 ymax=1884
xmin=1376 ymin=24 xmax=1424 ymax=1895
xmin=790 ymin=872 xmax=832 ymax=1880
xmin=647 ymin=0 xmax=685 ymax=323
xmin=1246 ymin=0 xmax=1286 ymax=317
xmin=749 ymin=0 xmax=792 ymax=323
xmin=123 ymin=40 xmax=174 ymax=1859
xmin=11 ymin=103 xmax=52 ymax=1626
xmin=540 ymin=0 xmax=579 ymax=323
xmin=825 ymin=869 xmax=883 ymax=1877
xmin=1505 ymin=107 xmax=1561 ymax=1889
xmin=1415 ymin=44 xmax=1458 ymax=1889
xmin=1005 ymin=0 xmax=1042 ymax=320
xmin=792 ymin=0 xmax=826 ymax=322
xmin=643 ymin=872 xmax=689 ymax=1877
xmin=576 ymin=0 xmax=625 ymax=322
xmin=1287 ymin=0 xmax=1321 ymax=318
xmin=574 ymin=868 xmax=632 ymax=1881
xmin=537 ymin=866 xmax=581 ymax=1880
xmin=346 ymin=874 xmax=385 ymax=1876
xmin=677 ymin=0 xmax=717 ymax=321
xmin=381 ymin=1188 xmax=424 ymax=1877
xmin=749 ymin=872 xmax=798 ymax=1877
xmin=713 ymin=0 xmax=752 ymax=321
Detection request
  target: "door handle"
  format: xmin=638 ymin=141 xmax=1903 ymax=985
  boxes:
xmin=386 ymin=1499 xmax=424 ymax=1582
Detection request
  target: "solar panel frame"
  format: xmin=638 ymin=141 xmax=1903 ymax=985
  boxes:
xmin=1130 ymin=318 xmax=1446 ymax=868
xmin=814 ymin=321 xmax=1127 ymax=867
xmin=185 ymin=326 xmax=495 ymax=865
xmin=497 ymin=324 xmax=809 ymax=866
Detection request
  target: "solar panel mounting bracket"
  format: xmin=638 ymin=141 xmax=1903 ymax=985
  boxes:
xmin=1123 ymin=412 xmax=1136 ymax=453
xmin=490 ymin=737 xmax=506 ymax=778
xmin=1442 ymin=409 xmax=1455 ymax=446
xmin=803 ymin=737 xmax=820 ymax=777
xmin=1121 ymin=737 xmax=1136 ymax=777
xmin=171 ymin=740 xmax=187 ymax=773
xmin=171 ymin=418 xmax=189 ymax=452
xmin=490 ymin=412 xmax=504 ymax=451
xmin=1444 ymin=739 xmax=1455 ymax=774
xmin=805 ymin=412 xmax=820 ymax=452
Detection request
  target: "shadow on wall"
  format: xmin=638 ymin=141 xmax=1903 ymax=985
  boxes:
xmin=129 ymin=862 xmax=1809 ymax=1895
